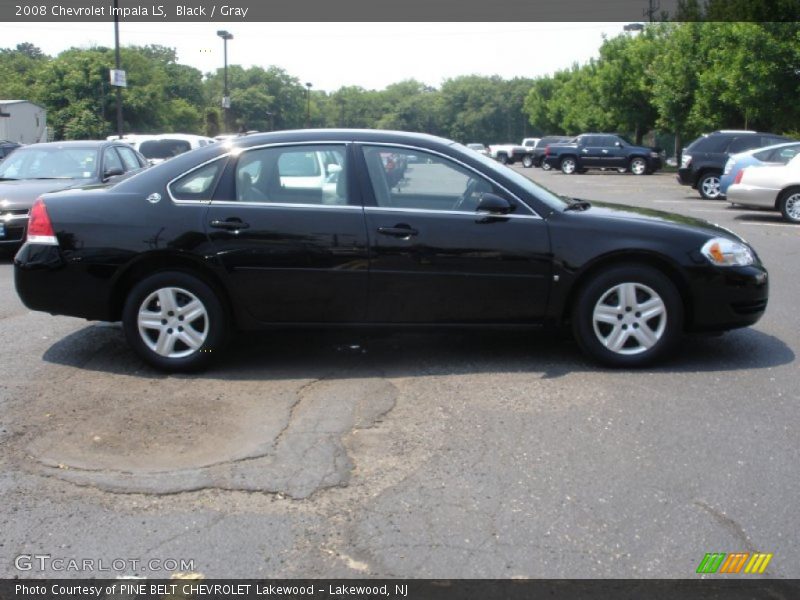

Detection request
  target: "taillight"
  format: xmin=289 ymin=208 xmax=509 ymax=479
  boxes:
xmin=734 ymin=169 xmax=745 ymax=185
xmin=545 ymin=145 xmax=550 ymax=156
xmin=26 ymin=198 xmax=58 ymax=245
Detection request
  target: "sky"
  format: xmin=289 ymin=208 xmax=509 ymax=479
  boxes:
xmin=4 ymin=22 xmax=633 ymax=92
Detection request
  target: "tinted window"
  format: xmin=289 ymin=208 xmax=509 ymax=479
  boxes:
xmin=689 ymin=135 xmax=731 ymax=153
xmin=235 ymin=145 xmax=348 ymax=205
xmin=169 ymin=159 xmax=225 ymax=200
xmin=580 ymin=136 xmax=599 ymax=146
xmin=140 ymin=139 xmax=192 ymax=160
xmin=363 ymin=145 xmax=505 ymax=212
xmin=728 ymin=136 xmax=763 ymax=153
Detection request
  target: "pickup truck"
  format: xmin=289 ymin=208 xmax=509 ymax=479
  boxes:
xmin=487 ymin=143 xmax=530 ymax=165
xmin=543 ymin=133 xmax=663 ymax=175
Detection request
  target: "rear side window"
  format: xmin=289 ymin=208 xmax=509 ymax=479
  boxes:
xmin=728 ymin=136 xmax=763 ymax=153
xmin=689 ymin=135 xmax=731 ymax=153
xmin=169 ymin=159 xmax=225 ymax=201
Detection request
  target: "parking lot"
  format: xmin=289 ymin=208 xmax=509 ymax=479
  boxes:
xmin=0 ymin=167 xmax=797 ymax=578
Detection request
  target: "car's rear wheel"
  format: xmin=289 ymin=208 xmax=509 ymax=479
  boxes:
xmin=122 ymin=271 xmax=228 ymax=371
xmin=572 ymin=265 xmax=683 ymax=367
xmin=522 ymin=155 xmax=534 ymax=168
xmin=497 ymin=153 xmax=509 ymax=165
xmin=629 ymin=157 xmax=647 ymax=175
xmin=698 ymin=172 xmax=723 ymax=199
xmin=561 ymin=157 xmax=577 ymax=174
xmin=778 ymin=187 xmax=800 ymax=223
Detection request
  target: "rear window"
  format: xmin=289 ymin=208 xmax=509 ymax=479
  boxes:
xmin=139 ymin=139 xmax=192 ymax=160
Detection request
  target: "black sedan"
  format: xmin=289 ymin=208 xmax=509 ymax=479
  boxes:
xmin=0 ymin=140 xmax=148 ymax=249
xmin=14 ymin=129 xmax=768 ymax=371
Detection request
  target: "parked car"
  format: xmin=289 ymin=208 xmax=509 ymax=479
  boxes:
xmin=0 ymin=140 xmax=21 ymax=161
xmin=726 ymin=153 xmax=800 ymax=223
xmin=520 ymin=138 xmax=541 ymax=167
xmin=532 ymin=136 xmax=573 ymax=170
xmin=677 ymin=130 xmax=790 ymax=199
xmin=14 ymin=129 xmax=768 ymax=371
xmin=466 ymin=143 xmax=489 ymax=156
xmin=0 ymin=140 xmax=147 ymax=250
xmin=487 ymin=143 xmax=530 ymax=165
xmin=543 ymin=134 xmax=662 ymax=175
xmin=720 ymin=142 xmax=800 ymax=195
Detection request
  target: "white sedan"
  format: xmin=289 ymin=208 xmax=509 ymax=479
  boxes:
xmin=727 ymin=153 xmax=800 ymax=223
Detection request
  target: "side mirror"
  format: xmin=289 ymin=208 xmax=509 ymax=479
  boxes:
xmin=476 ymin=193 xmax=513 ymax=214
xmin=615 ymin=141 xmax=623 ymax=147
xmin=104 ymin=167 xmax=124 ymax=180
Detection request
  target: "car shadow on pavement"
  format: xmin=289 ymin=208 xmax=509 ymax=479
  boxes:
xmin=733 ymin=211 xmax=792 ymax=225
xmin=41 ymin=324 xmax=794 ymax=381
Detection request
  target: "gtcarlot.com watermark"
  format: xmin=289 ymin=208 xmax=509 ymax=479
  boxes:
xmin=14 ymin=554 xmax=195 ymax=573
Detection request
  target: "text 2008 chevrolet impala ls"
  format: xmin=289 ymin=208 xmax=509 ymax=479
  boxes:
xmin=14 ymin=130 xmax=768 ymax=371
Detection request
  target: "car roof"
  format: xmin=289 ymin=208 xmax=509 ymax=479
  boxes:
xmin=16 ymin=140 xmax=120 ymax=149
xmin=732 ymin=141 xmax=800 ymax=160
xmin=228 ymin=129 xmax=458 ymax=151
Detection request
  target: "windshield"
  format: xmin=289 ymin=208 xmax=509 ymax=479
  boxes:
xmin=452 ymin=143 xmax=569 ymax=210
xmin=0 ymin=146 xmax=99 ymax=180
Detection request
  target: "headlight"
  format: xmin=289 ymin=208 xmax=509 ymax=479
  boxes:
xmin=681 ymin=154 xmax=692 ymax=168
xmin=723 ymin=158 xmax=734 ymax=175
xmin=650 ymin=151 xmax=660 ymax=158
xmin=701 ymin=238 xmax=755 ymax=267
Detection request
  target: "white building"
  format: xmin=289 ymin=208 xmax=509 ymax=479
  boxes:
xmin=0 ymin=100 xmax=48 ymax=144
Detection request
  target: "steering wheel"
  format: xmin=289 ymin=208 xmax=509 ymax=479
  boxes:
xmin=453 ymin=177 xmax=481 ymax=212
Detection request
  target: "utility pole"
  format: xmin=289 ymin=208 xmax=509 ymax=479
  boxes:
xmin=112 ymin=0 xmax=123 ymax=138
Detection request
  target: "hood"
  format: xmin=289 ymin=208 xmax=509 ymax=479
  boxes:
xmin=577 ymin=200 xmax=742 ymax=240
xmin=0 ymin=179 xmax=91 ymax=211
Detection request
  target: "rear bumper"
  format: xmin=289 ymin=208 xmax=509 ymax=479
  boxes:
xmin=687 ymin=264 xmax=769 ymax=332
xmin=676 ymin=168 xmax=695 ymax=186
xmin=14 ymin=243 xmax=113 ymax=321
xmin=726 ymin=184 xmax=777 ymax=210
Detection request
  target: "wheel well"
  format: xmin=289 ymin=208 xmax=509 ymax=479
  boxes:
xmin=562 ymin=253 xmax=693 ymax=329
xmin=109 ymin=253 xmax=234 ymax=323
xmin=629 ymin=155 xmax=646 ymax=163
xmin=695 ymin=167 xmax=721 ymax=186
xmin=560 ymin=155 xmax=577 ymax=163
xmin=776 ymin=185 xmax=800 ymax=210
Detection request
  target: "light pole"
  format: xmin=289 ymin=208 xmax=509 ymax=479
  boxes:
xmin=305 ymin=82 xmax=312 ymax=128
xmin=112 ymin=0 xmax=124 ymax=138
xmin=217 ymin=30 xmax=233 ymax=132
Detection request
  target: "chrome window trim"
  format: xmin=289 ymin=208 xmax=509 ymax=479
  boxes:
xmin=196 ymin=200 xmax=363 ymax=211
xmin=167 ymin=154 xmax=230 ymax=205
xmin=363 ymin=206 xmax=541 ymax=220
xmin=358 ymin=142 xmax=541 ymax=219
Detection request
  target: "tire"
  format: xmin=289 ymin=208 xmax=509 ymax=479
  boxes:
xmin=497 ymin=153 xmax=509 ymax=165
xmin=522 ymin=155 xmax=534 ymax=168
xmin=778 ymin=187 xmax=800 ymax=223
xmin=560 ymin=156 xmax=577 ymax=175
xmin=698 ymin=172 xmax=723 ymax=199
xmin=616 ymin=167 xmax=628 ymax=174
xmin=122 ymin=271 xmax=229 ymax=372
xmin=629 ymin=157 xmax=647 ymax=176
xmin=541 ymin=160 xmax=552 ymax=171
xmin=572 ymin=265 xmax=683 ymax=367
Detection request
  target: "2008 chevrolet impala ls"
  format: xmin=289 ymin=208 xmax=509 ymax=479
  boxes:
xmin=14 ymin=130 xmax=768 ymax=371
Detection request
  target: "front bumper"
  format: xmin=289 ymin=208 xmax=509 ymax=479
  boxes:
xmin=687 ymin=264 xmax=769 ymax=332
xmin=0 ymin=213 xmax=28 ymax=246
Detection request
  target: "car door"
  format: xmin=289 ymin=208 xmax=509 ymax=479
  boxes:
xmin=579 ymin=136 xmax=604 ymax=168
xmin=358 ymin=144 xmax=551 ymax=324
xmin=604 ymin=136 xmax=628 ymax=168
xmin=202 ymin=143 xmax=369 ymax=323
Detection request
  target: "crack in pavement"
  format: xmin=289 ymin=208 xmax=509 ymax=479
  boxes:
xmin=694 ymin=500 xmax=757 ymax=552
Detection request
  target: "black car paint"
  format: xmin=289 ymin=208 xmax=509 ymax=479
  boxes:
xmin=15 ymin=129 xmax=767 ymax=336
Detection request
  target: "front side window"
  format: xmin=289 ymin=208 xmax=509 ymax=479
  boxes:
xmin=103 ymin=148 xmax=124 ymax=173
xmin=235 ymin=144 xmax=348 ymax=205
xmin=117 ymin=146 xmax=143 ymax=171
xmin=362 ymin=145 xmax=505 ymax=212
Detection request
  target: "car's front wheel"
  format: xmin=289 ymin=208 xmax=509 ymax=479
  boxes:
xmin=698 ymin=172 xmax=723 ymax=199
xmin=122 ymin=271 xmax=228 ymax=371
xmin=560 ymin=157 xmax=577 ymax=174
xmin=629 ymin=157 xmax=647 ymax=175
xmin=572 ymin=265 xmax=683 ymax=367
xmin=778 ymin=187 xmax=800 ymax=223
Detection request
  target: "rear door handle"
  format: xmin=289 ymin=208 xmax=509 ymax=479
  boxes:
xmin=377 ymin=225 xmax=418 ymax=238
xmin=210 ymin=218 xmax=250 ymax=230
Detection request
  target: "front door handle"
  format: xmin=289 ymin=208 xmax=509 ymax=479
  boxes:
xmin=377 ymin=224 xmax=418 ymax=238
xmin=210 ymin=218 xmax=250 ymax=230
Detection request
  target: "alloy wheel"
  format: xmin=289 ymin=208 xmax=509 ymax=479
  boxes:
xmin=137 ymin=287 xmax=209 ymax=358
xmin=591 ymin=282 xmax=667 ymax=355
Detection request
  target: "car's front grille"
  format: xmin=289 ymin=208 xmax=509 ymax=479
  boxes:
xmin=731 ymin=299 xmax=768 ymax=315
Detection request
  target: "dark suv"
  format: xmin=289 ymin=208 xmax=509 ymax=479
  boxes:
xmin=678 ymin=130 xmax=789 ymax=199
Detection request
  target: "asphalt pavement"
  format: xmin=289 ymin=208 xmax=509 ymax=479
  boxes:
xmin=0 ymin=168 xmax=797 ymax=578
